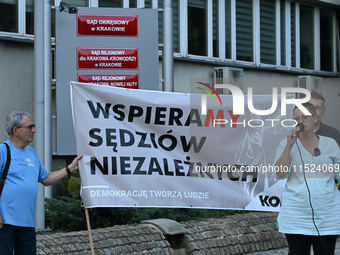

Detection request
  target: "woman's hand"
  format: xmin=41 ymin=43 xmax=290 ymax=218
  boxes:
xmin=274 ymin=126 xmax=301 ymax=178
xmin=287 ymin=126 xmax=300 ymax=146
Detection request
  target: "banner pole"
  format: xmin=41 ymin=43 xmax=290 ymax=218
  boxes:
xmin=85 ymin=208 xmax=95 ymax=255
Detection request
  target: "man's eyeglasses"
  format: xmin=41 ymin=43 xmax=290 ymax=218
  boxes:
xmin=17 ymin=124 xmax=36 ymax=130
xmin=293 ymin=115 xmax=315 ymax=122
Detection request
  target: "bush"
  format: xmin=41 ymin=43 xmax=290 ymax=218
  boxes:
xmin=45 ymin=196 xmax=85 ymax=231
xmin=45 ymin=195 xmax=245 ymax=232
xmin=60 ymin=171 xmax=81 ymax=199
xmin=45 ymin=169 xmax=246 ymax=232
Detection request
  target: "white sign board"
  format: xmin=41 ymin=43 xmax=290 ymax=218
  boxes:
xmin=71 ymin=82 xmax=293 ymax=211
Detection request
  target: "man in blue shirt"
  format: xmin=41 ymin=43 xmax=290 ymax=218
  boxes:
xmin=0 ymin=111 xmax=82 ymax=255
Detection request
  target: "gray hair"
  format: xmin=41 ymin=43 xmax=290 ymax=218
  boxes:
xmin=311 ymin=90 xmax=325 ymax=107
xmin=5 ymin=111 xmax=31 ymax=135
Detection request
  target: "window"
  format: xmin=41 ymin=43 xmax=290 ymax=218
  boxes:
xmin=300 ymin=4 xmax=314 ymax=69
xmin=291 ymin=2 xmax=296 ymax=67
xmin=99 ymin=0 xmax=122 ymax=7
xmin=0 ymin=0 xmax=18 ymax=33
xmin=188 ymin=0 xmax=207 ymax=56
xmin=145 ymin=0 xmax=152 ymax=8
xmin=51 ymin=5 xmax=55 ymax=37
xmin=158 ymin=0 xmax=180 ymax=53
xmin=225 ymin=0 xmax=231 ymax=59
xmin=158 ymin=0 xmax=163 ymax=50
xmin=130 ymin=0 xmax=137 ymax=8
xmin=320 ymin=9 xmax=334 ymax=72
xmin=26 ymin=0 xmax=34 ymax=34
xmin=236 ymin=0 xmax=253 ymax=62
xmin=260 ymin=0 xmax=276 ymax=65
xmin=2 ymin=0 xmax=340 ymax=74
xmin=213 ymin=0 xmax=219 ymax=58
xmin=280 ymin=0 xmax=285 ymax=66
xmin=172 ymin=0 xmax=179 ymax=53
xmin=63 ymin=0 xmax=88 ymax=6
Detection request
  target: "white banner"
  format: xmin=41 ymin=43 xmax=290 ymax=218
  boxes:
xmin=71 ymin=82 xmax=294 ymax=211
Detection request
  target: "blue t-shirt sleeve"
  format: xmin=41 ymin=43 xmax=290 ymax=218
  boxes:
xmin=38 ymin=160 xmax=49 ymax=182
xmin=32 ymin=151 xmax=49 ymax=182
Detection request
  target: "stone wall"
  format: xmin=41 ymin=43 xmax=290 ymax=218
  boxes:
xmin=36 ymin=212 xmax=287 ymax=255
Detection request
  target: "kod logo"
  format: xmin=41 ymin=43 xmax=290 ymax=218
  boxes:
xmin=199 ymin=83 xmax=312 ymax=116
xmin=259 ymin=195 xmax=281 ymax=207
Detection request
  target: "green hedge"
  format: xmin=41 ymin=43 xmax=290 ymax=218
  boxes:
xmin=45 ymin=196 xmax=245 ymax=232
xmin=45 ymin=171 xmax=245 ymax=232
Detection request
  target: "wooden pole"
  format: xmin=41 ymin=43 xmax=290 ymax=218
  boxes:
xmin=85 ymin=208 xmax=95 ymax=255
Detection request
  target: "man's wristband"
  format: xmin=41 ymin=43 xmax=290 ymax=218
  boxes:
xmin=66 ymin=165 xmax=72 ymax=179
